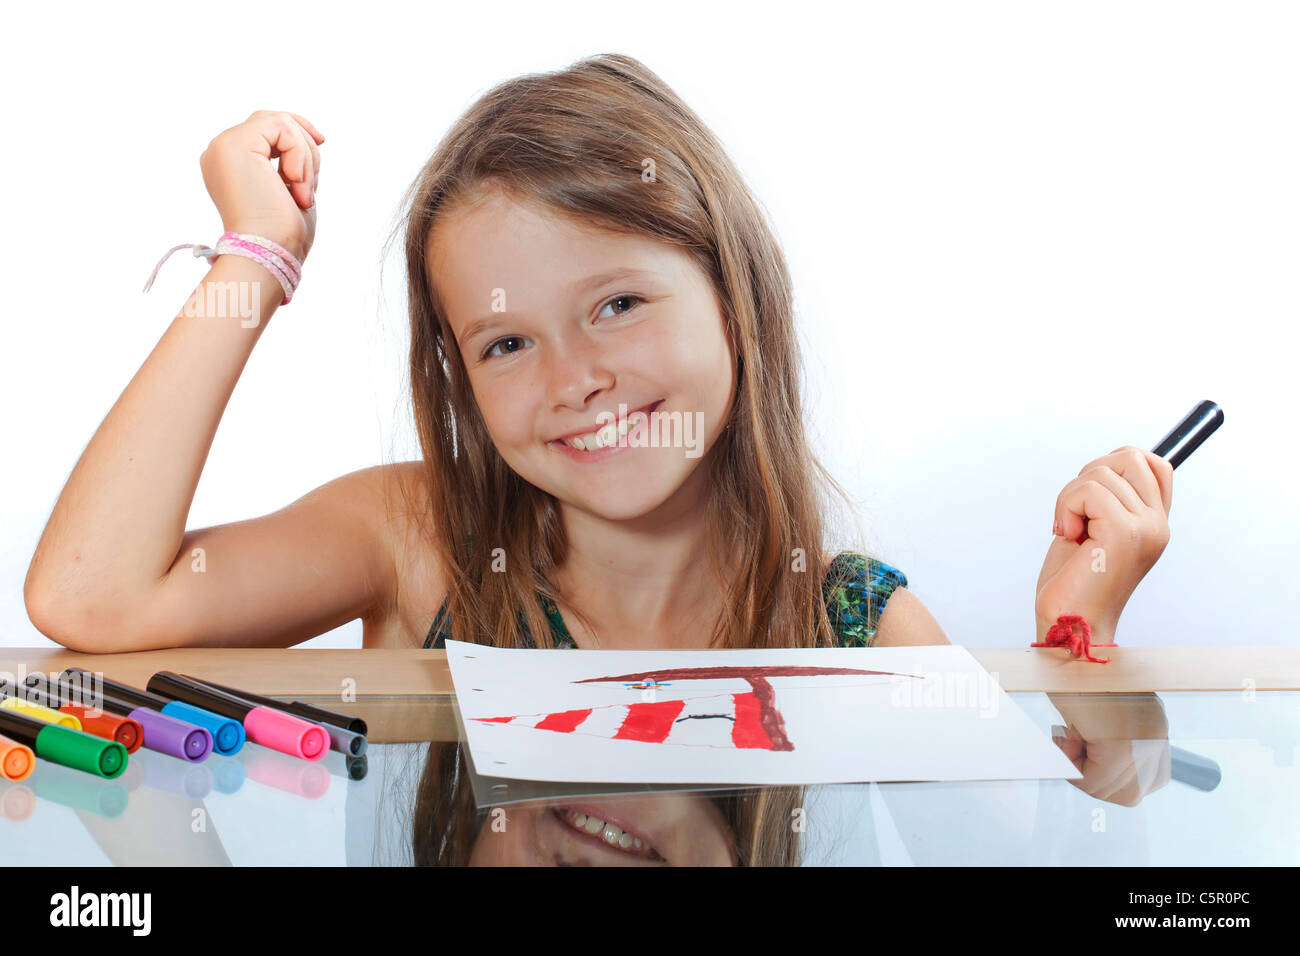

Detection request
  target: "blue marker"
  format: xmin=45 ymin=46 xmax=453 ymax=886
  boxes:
xmin=55 ymin=668 xmax=246 ymax=756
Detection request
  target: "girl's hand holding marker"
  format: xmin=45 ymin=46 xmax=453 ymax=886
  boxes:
xmin=1034 ymin=401 xmax=1223 ymax=662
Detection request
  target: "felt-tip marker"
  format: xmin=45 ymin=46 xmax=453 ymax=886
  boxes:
xmin=178 ymin=675 xmax=367 ymax=756
xmin=58 ymin=668 xmax=245 ymax=756
xmin=1152 ymin=400 xmax=1224 ymax=470
xmin=0 ymin=732 xmax=35 ymax=782
xmin=146 ymin=672 xmax=329 ymax=761
xmin=181 ymin=675 xmax=367 ymax=734
xmin=14 ymin=675 xmax=143 ymax=752
xmin=0 ymin=691 xmax=82 ymax=730
xmin=28 ymin=673 xmax=211 ymax=764
xmin=0 ymin=706 xmax=128 ymax=779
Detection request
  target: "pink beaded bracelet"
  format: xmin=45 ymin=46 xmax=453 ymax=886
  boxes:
xmin=143 ymin=232 xmax=303 ymax=305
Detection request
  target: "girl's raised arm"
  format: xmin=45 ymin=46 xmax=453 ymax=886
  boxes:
xmin=23 ymin=112 xmax=418 ymax=651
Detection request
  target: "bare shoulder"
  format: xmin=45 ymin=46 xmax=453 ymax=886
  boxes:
xmin=874 ymin=585 xmax=950 ymax=647
xmin=362 ymin=461 xmax=448 ymax=649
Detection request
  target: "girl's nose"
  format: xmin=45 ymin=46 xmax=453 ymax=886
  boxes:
xmin=544 ymin=337 xmax=615 ymax=409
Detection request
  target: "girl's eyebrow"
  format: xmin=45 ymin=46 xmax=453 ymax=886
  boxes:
xmin=456 ymin=267 xmax=661 ymax=350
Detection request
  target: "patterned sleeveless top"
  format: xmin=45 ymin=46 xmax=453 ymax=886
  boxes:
xmin=422 ymin=551 xmax=908 ymax=650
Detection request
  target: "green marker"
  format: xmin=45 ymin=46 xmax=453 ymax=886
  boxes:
xmin=0 ymin=706 xmax=127 ymax=779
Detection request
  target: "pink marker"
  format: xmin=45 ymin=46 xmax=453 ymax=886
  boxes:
xmin=144 ymin=672 xmax=329 ymax=762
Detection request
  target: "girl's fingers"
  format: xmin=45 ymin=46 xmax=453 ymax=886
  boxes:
xmin=249 ymin=112 xmax=315 ymax=206
xmin=1135 ymin=447 xmax=1173 ymax=515
xmin=1101 ymin=445 xmax=1169 ymax=514
xmin=1080 ymin=465 xmax=1146 ymax=515
xmin=1054 ymin=473 xmax=1127 ymax=543
xmin=286 ymin=112 xmax=325 ymax=145
xmin=287 ymin=114 xmax=321 ymax=189
xmin=1079 ymin=445 xmax=1172 ymax=514
xmin=281 ymin=113 xmax=323 ymax=192
xmin=275 ymin=127 xmax=312 ymax=207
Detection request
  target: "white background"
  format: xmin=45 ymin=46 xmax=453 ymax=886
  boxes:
xmin=2 ymin=0 xmax=1295 ymax=651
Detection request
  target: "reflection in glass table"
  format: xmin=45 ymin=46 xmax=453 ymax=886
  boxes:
xmin=1 ymin=692 xmax=1295 ymax=866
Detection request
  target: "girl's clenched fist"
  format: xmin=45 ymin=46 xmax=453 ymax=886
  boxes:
xmin=199 ymin=110 xmax=324 ymax=265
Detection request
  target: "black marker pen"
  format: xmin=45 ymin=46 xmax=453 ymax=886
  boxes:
xmin=1152 ymin=400 xmax=1224 ymax=469
xmin=176 ymin=675 xmax=366 ymax=757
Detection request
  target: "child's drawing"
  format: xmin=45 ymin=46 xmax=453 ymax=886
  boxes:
xmin=473 ymin=664 xmax=922 ymax=751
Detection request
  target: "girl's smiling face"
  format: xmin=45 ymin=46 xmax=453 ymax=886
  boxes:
xmin=427 ymin=188 xmax=737 ymax=520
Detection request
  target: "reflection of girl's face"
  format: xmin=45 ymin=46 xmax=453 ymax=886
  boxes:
xmin=468 ymin=794 xmax=737 ymax=866
xmin=428 ymin=189 xmax=736 ymax=523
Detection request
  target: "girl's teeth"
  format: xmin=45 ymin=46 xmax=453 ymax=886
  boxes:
xmin=566 ymin=427 xmax=615 ymax=451
xmin=562 ymin=408 xmax=647 ymax=451
xmin=563 ymin=810 xmax=647 ymax=855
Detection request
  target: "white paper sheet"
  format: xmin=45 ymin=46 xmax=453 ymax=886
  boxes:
xmin=445 ymin=640 xmax=1083 ymax=785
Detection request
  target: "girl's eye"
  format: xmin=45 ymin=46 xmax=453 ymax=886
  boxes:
xmin=480 ymin=295 xmax=642 ymax=361
xmin=482 ymin=335 xmax=529 ymax=360
xmin=597 ymin=294 xmax=642 ymax=319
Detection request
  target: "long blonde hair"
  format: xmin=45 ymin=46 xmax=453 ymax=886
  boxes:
xmin=390 ymin=53 xmax=866 ymax=649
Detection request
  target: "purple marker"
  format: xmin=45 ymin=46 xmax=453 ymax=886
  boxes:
xmin=30 ymin=672 xmax=211 ymax=763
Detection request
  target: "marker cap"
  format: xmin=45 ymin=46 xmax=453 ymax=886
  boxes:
xmin=243 ymin=706 xmax=329 ymax=761
xmin=1 ymin=697 xmax=82 ymax=730
xmin=34 ymin=724 xmax=128 ymax=779
xmin=160 ymin=700 xmax=246 ymax=755
xmin=57 ymin=704 xmax=143 ymax=753
xmin=0 ymin=734 xmax=34 ymax=781
xmin=129 ymin=707 xmax=213 ymax=763
xmin=322 ymin=722 xmax=367 ymax=757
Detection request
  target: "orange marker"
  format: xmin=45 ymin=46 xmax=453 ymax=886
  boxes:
xmin=0 ymin=732 xmax=35 ymax=782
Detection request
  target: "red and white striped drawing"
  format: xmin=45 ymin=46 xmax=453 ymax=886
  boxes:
xmin=473 ymin=664 xmax=921 ymax=752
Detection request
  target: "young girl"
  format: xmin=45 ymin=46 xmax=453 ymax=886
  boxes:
xmin=23 ymin=54 xmax=1173 ymax=657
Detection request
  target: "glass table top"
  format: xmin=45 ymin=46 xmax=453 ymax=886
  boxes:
xmin=1 ymin=691 xmax=1295 ymax=866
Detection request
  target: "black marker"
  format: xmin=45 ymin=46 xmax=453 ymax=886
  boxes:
xmin=1071 ymin=400 xmax=1224 ymax=545
xmin=176 ymin=675 xmax=367 ymax=756
xmin=1152 ymin=400 xmax=1223 ymax=469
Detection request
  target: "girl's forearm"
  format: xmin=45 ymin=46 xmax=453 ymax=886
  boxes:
xmin=25 ymin=254 xmax=285 ymax=629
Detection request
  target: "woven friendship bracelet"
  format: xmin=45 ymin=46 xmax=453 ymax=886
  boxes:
xmin=143 ymin=231 xmax=303 ymax=305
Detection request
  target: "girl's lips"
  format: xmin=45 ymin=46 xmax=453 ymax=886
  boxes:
xmin=550 ymin=802 xmax=667 ymax=862
xmin=547 ymin=400 xmax=663 ymax=463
